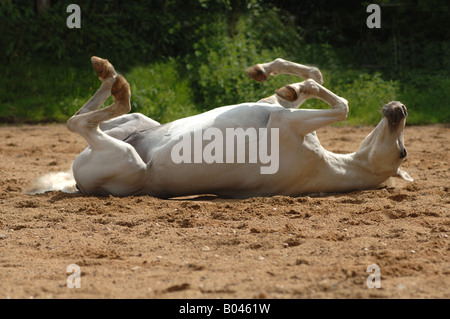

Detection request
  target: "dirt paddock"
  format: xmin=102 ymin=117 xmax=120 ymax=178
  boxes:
xmin=0 ymin=124 xmax=448 ymax=299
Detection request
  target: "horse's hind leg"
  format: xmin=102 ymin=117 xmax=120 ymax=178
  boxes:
xmin=67 ymin=58 xmax=147 ymax=196
xmin=74 ymin=57 xmax=117 ymax=116
xmin=75 ymin=56 xmax=160 ymax=142
xmin=100 ymin=113 xmax=161 ymax=141
xmin=67 ymin=74 xmax=132 ymax=149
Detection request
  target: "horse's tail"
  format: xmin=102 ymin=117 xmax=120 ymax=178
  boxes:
xmin=27 ymin=170 xmax=77 ymax=195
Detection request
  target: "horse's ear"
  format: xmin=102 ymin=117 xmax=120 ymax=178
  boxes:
xmin=392 ymin=169 xmax=413 ymax=182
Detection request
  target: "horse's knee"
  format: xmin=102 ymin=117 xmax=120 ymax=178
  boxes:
xmin=300 ymin=79 xmax=321 ymax=95
xmin=336 ymin=98 xmax=349 ymax=120
xmin=67 ymin=116 xmax=79 ymax=133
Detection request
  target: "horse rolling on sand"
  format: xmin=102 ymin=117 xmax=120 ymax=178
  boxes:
xmin=31 ymin=57 xmax=412 ymax=198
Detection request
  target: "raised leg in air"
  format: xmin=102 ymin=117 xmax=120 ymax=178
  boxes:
xmin=67 ymin=57 xmax=147 ymax=196
xmin=269 ymin=78 xmax=349 ymax=136
xmin=246 ymin=58 xmax=324 ymax=108
xmin=67 ymin=72 xmax=132 ymax=149
xmin=246 ymin=58 xmax=323 ymax=85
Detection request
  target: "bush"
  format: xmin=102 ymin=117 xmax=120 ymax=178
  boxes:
xmin=0 ymin=1 xmax=447 ymax=125
xmin=398 ymin=72 xmax=450 ymax=124
xmin=334 ymin=72 xmax=399 ymax=125
xmin=185 ymin=15 xmax=301 ymax=110
xmin=0 ymin=61 xmax=98 ymax=122
xmin=127 ymin=59 xmax=198 ymax=123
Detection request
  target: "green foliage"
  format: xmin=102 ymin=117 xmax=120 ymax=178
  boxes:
xmin=0 ymin=59 xmax=198 ymax=124
xmin=0 ymin=0 xmax=448 ymax=125
xmin=185 ymin=13 xmax=302 ymax=110
xmin=0 ymin=61 xmax=97 ymax=122
xmin=0 ymin=60 xmax=446 ymax=125
xmin=127 ymin=59 xmax=198 ymax=123
xmin=398 ymin=72 xmax=450 ymax=124
xmin=333 ymin=72 xmax=399 ymax=125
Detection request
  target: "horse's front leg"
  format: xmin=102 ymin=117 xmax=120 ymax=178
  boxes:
xmin=246 ymin=58 xmax=323 ymax=85
xmin=246 ymin=58 xmax=324 ymax=108
xmin=269 ymin=79 xmax=349 ymax=136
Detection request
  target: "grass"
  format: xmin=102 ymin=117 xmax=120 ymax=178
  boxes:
xmin=0 ymin=60 xmax=448 ymax=126
xmin=0 ymin=62 xmax=100 ymax=123
xmin=127 ymin=59 xmax=198 ymax=124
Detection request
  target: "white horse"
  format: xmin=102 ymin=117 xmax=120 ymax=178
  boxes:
xmin=37 ymin=57 xmax=412 ymax=198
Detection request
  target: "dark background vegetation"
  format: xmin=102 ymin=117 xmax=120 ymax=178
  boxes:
xmin=0 ymin=0 xmax=448 ymax=124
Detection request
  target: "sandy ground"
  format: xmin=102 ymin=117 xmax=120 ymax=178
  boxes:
xmin=0 ymin=123 xmax=448 ymax=299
